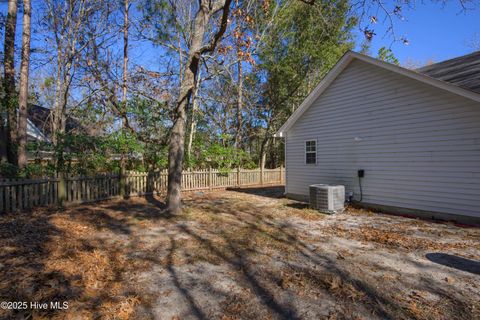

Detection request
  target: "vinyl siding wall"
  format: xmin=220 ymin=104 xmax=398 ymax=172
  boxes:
xmin=285 ymin=59 xmax=480 ymax=218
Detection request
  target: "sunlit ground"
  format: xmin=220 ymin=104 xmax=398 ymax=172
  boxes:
xmin=1 ymin=186 xmax=479 ymax=319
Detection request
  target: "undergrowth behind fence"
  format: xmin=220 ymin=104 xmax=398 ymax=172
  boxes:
xmin=0 ymin=167 xmax=284 ymax=212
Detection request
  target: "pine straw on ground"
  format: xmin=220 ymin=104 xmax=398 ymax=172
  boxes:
xmin=0 ymin=187 xmax=479 ymax=319
xmin=323 ymin=207 xmax=480 ymax=253
xmin=0 ymin=208 xmax=150 ymax=319
xmin=325 ymin=223 xmax=478 ymax=251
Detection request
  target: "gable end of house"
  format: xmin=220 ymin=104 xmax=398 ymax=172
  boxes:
xmin=276 ymin=51 xmax=480 ymax=137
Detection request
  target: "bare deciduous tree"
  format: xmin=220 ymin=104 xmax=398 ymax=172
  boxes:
xmin=43 ymin=0 xmax=97 ymax=149
xmin=120 ymin=0 xmax=130 ymax=196
xmin=122 ymin=0 xmax=129 ymax=106
xmin=166 ymin=0 xmax=233 ymax=213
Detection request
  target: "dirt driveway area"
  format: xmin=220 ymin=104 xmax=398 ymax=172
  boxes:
xmin=1 ymin=186 xmax=479 ymax=319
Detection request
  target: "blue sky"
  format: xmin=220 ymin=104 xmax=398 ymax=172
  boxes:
xmin=356 ymin=1 xmax=479 ymax=65
xmin=1 ymin=1 xmax=479 ymax=69
xmin=127 ymin=1 xmax=480 ymax=70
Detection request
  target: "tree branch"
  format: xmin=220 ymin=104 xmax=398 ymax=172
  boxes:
xmin=199 ymin=0 xmax=233 ymax=54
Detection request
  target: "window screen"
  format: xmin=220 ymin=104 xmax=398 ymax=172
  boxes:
xmin=305 ymin=140 xmax=316 ymax=164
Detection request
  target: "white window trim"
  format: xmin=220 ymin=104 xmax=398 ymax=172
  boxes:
xmin=305 ymin=139 xmax=317 ymax=165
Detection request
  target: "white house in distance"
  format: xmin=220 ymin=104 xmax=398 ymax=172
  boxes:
xmin=275 ymin=51 xmax=480 ymax=225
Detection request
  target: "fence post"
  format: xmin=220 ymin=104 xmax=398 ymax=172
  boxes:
xmin=119 ymin=167 xmax=126 ymax=198
xmin=58 ymin=173 xmax=67 ymax=206
xmin=280 ymin=165 xmax=284 ymax=184
xmin=208 ymin=167 xmax=213 ymax=190
xmin=237 ymin=167 xmax=240 ymax=187
xmin=260 ymin=167 xmax=264 ymax=186
xmin=0 ymin=184 xmax=4 ymax=212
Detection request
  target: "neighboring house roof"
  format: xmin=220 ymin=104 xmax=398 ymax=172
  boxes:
xmin=27 ymin=118 xmax=50 ymax=142
xmin=27 ymin=104 xmax=53 ymax=138
xmin=27 ymin=104 xmax=96 ymax=139
xmin=416 ymin=51 xmax=480 ymax=93
xmin=275 ymin=51 xmax=480 ymax=137
xmin=0 ymin=109 xmax=49 ymax=142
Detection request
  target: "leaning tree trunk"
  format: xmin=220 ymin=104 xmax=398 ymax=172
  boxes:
xmin=166 ymin=24 xmax=201 ymax=213
xmin=166 ymin=6 xmax=204 ymax=212
xmin=3 ymin=0 xmax=18 ymax=166
xmin=17 ymin=0 xmax=32 ymax=169
xmin=166 ymin=0 xmax=232 ymax=214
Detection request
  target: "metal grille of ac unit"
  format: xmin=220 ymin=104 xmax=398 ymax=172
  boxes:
xmin=309 ymin=184 xmax=345 ymax=213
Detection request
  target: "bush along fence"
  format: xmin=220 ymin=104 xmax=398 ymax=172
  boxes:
xmin=0 ymin=167 xmax=285 ymax=213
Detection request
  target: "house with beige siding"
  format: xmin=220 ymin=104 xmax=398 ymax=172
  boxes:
xmin=275 ymin=51 xmax=480 ymax=225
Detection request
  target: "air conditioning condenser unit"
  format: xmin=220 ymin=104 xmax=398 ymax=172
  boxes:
xmin=309 ymin=184 xmax=345 ymax=213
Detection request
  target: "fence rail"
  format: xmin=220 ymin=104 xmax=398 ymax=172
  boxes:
xmin=0 ymin=167 xmax=284 ymax=213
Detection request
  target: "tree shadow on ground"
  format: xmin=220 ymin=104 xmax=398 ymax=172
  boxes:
xmin=226 ymin=186 xmax=285 ymax=199
xmin=171 ymin=200 xmax=397 ymax=319
xmin=1 ymin=189 xmax=478 ymax=319
xmin=154 ymin=193 xmax=478 ymax=319
xmin=0 ymin=204 xmax=155 ymax=319
xmin=0 ymin=210 xmax=87 ymax=319
xmin=100 ymin=195 xmax=171 ymax=222
xmin=285 ymin=202 xmax=309 ymax=209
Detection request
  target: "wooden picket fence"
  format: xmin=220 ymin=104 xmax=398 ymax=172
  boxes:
xmin=0 ymin=167 xmax=284 ymax=213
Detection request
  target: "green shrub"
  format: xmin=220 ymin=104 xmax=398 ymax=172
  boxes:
xmin=0 ymin=162 xmax=19 ymax=178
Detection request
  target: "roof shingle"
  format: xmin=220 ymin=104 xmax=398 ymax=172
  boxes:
xmin=416 ymin=51 xmax=480 ymax=94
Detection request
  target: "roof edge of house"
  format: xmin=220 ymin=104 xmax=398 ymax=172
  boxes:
xmin=275 ymin=50 xmax=480 ymax=137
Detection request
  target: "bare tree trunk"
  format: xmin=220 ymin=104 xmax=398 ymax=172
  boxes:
xmin=167 ymin=80 xmax=191 ymax=213
xmin=234 ymin=60 xmax=243 ymax=154
xmin=120 ymin=0 xmax=129 ymax=197
xmin=166 ymin=0 xmax=232 ymax=213
xmin=51 ymin=73 xmax=66 ymax=147
xmin=122 ymin=0 xmax=129 ymax=105
xmin=187 ymin=70 xmax=201 ymax=165
xmin=259 ymin=136 xmax=269 ymax=170
xmin=186 ymin=94 xmax=198 ymax=164
xmin=3 ymin=0 xmax=18 ymax=166
xmin=51 ymin=68 xmax=69 ymax=174
xmin=0 ymin=128 xmax=6 ymax=162
xmin=17 ymin=0 xmax=32 ymax=169
xmin=167 ymin=33 xmax=200 ymax=212
xmin=259 ymin=111 xmax=274 ymax=170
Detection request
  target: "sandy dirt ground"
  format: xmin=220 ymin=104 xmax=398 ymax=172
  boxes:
xmin=0 ymin=186 xmax=479 ymax=320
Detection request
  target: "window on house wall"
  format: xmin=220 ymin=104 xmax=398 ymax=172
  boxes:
xmin=305 ymin=140 xmax=316 ymax=164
